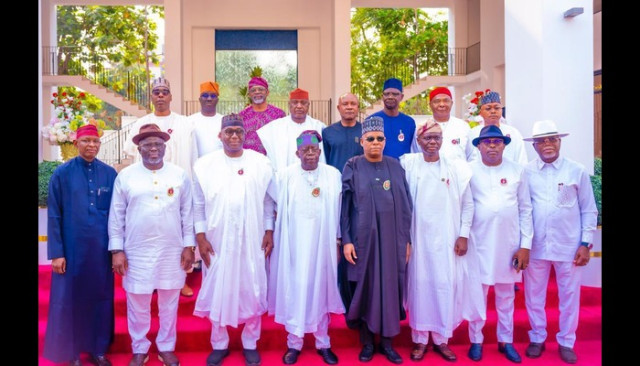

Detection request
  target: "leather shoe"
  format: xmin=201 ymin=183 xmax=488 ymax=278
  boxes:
xmin=181 ymin=283 xmax=194 ymax=297
xmin=410 ymin=343 xmax=427 ymax=361
xmin=498 ymin=343 xmax=522 ymax=363
xmin=468 ymin=343 xmax=483 ymax=361
xmin=317 ymin=348 xmax=338 ymax=365
xmin=69 ymin=359 xmax=82 ymax=366
xmin=379 ymin=345 xmax=403 ymax=364
xmin=282 ymin=348 xmax=300 ymax=364
xmin=158 ymin=351 xmax=180 ymax=366
xmin=558 ymin=345 xmax=577 ymax=364
xmin=243 ymin=348 xmax=261 ymax=366
xmin=90 ymin=354 xmax=112 ymax=366
xmin=525 ymin=342 xmax=545 ymax=358
xmin=206 ymin=349 xmax=229 ymax=366
xmin=128 ymin=353 xmax=149 ymax=366
xmin=358 ymin=344 xmax=375 ymax=362
xmin=433 ymin=343 xmax=457 ymax=362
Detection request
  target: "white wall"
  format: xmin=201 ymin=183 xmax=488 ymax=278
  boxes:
xmin=505 ymin=0 xmax=594 ymax=172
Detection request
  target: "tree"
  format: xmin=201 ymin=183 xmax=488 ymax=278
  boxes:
xmin=55 ymin=5 xmax=163 ymax=122
xmin=350 ymin=8 xmax=448 ymax=113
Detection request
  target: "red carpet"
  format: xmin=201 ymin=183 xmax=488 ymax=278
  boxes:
xmin=38 ymin=266 xmax=601 ymax=365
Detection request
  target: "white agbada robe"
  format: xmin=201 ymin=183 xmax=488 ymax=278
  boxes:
xmin=188 ymin=112 xmax=224 ymax=158
xmin=256 ymin=115 xmax=326 ymax=172
xmin=468 ymin=159 xmax=533 ymax=285
xmin=268 ymin=163 xmax=345 ymax=337
xmin=108 ymin=162 xmax=195 ymax=293
xmin=466 ymin=122 xmax=528 ymax=166
xmin=401 ymin=154 xmax=485 ymax=339
xmin=192 ymin=149 xmax=276 ymax=327
xmin=410 ymin=116 xmax=471 ymax=162
xmin=124 ymin=112 xmax=195 ymax=177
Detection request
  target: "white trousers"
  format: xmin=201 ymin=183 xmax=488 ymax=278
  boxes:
xmin=287 ymin=313 xmax=331 ymax=350
xmin=210 ymin=315 xmax=262 ymax=350
xmin=411 ymin=329 xmax=448 ymax=345
xmin=524 ymin=258 xmax=582 ymax=348
xmin=126 ymin=289 xmax=181 ymax=353
xmin=468 ymin=283 xmax=515 ymax=343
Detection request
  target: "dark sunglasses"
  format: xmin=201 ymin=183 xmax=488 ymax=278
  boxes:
xmin=200 ymin=93 xmax=218 ymax=99
xmin=365 ymin=136 xmax=385 ymax=142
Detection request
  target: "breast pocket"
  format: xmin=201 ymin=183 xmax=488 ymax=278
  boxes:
xmin=97 ymin=187 xmax=112 ymax=210
xmin=556 ymin=183 xmax=578 ymax=208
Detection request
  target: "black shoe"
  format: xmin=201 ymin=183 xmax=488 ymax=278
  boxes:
xmin=359 ymin=344 xmax=375 ymax=362
xmin=525 ymin=342 xmax=545 ymax=358
xmin=90 ymin=354 xmax=112 ymax=366
xmin=498 ymin=343 xmax=522 ymax=363
xmin=242 ymin=348 xmax=261 ymax=366
xmin=282 ymin=348 xmax=300 ymax=364
xmin=316 ymin=348 xmax=338 ymax=365
xmin=379 ymin=345 xmax=403 ymax=364
xmin=207 ymin=349 xmax=230 ymax=366
xmin=468 ymin=343 xmax=483 ymax=361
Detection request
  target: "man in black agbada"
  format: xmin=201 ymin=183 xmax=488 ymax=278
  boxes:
xmin=340 ymin=115 xmax=413 ymax=364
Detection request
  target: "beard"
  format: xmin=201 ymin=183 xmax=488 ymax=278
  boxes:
xmin=251 ymin=95 xmax=266 ymax=104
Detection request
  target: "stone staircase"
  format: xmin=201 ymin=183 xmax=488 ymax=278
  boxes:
xmin=363 ymin=71 xmax=481 ymax=116
xmin=42 ymin=74 xmax=150 ymax=118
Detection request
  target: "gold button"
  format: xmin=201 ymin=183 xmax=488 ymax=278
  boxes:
xmin=154 ymin=181 xmax=158 ymax=185
xmin=154 ymin=196 xmax=158 ymax=200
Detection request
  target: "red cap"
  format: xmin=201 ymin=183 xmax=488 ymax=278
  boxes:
xmin=429 ymin=87 xmax=452 ymax=101
xmin=289 ymin=88 xmax=309 ymax=100
xmin=75 ymin=124 xmax=99 ymax=140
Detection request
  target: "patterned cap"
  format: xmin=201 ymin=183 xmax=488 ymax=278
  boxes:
xmin=480 ymin=91 xmax=501 ymax=105
xmin=362 ymin=116 xmax=384 ymax=134
xmin=200 ymin=81 xmax=219 ymax=96
xmin=221 ymin=113 xmax=244 ymax=129
xmin=248 ymin=77 xmax=269 ymax=89
xmin=151 ymin=77 xmax=170 ymax=91
xmin=296 ymin=130 xmax=322 ymax=148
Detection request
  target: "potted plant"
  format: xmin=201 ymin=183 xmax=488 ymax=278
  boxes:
xmin=38 ymin=160 xmax=62 ymax=264
xmin=582 ymin=157 xmax=602 ymax=287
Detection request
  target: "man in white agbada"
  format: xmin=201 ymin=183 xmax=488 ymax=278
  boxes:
xmin=189 ymin=81 xmax=223 ymax=158
xmin=257 ymin=88 xmax=326 ymax=172
xmin=192 ymin=113 xmax=276 ymax=366
xmin=400 ymin=121 xmax=485 ymax=363
xmin=522 ymin=120 xmax=598 ymax=364
xmin=410 ymin=87 xmax=471 ymax=161
xmin=123 ymin=77 xmax=194 ymax=179
xmin=268 ymin=130 xmax=344 ymax=365
xmin=465 ymin=91 xmax=528 ymax=166
xmin=108 ymin=123 xmax=196 ymax=366
xmin=466 ymin=125 xmax=533 ymax=364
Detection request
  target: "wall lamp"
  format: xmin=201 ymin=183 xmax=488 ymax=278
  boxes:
xmin=563 ymin=7 xmax=584 ymax=18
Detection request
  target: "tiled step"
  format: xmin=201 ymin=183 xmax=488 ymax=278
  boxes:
xmin=38 ymin=339 xmax=602 ymax=366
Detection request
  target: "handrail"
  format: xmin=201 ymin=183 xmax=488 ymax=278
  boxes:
xmin=353 ymin=42 xmax=480 ymax=110
xmin=42 ymin=46 xmax=154 ymax=111
xmin=96 ymin=122 xmax=136 ymax=166
xmin=183 ymin=99 xmax=334 ymax=125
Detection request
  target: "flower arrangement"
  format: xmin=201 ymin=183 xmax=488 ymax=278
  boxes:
xmin=42 ymin=91 xmax=106 ymax=145
xmin=462 ymin=89 xmax=492 ymax=128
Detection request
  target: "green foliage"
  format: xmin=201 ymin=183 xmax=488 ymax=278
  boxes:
xmin=350 ymin=8 xmax=449 ymax=109
xmin=56 ymin=5 xmax=163 ymax=119
xmin=590 ymin=157 xmax=602 ymax=226
xmin=38 ymin=161 xmax=63 ymax=207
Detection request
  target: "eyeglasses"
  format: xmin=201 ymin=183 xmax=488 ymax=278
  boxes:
xmin=480 ymin=138 xmax=504 ymax=145
xmin=139 ymin=142 xmax=165 ymax=149
xmin=200 ymin=93 xmax=218 ymax=99
xmin=223 ymin=128 xmax=245 ymax=137
xmin=249 ymin=86 xmax=267 ymax=93
xmin=533 ymin=137 xmax=560 ymax=145
xmin=152 ymin=89 xmax=170 ymax=96
xmin=382 ymin=91 xmax=401 ymax=97
xmin=481 ymin=105 xmax=503 ymax=112
xmin=422 ymin=135 xmax=442 ymax=142
xmin=365 ymin=136 xmax=386 ymax=142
